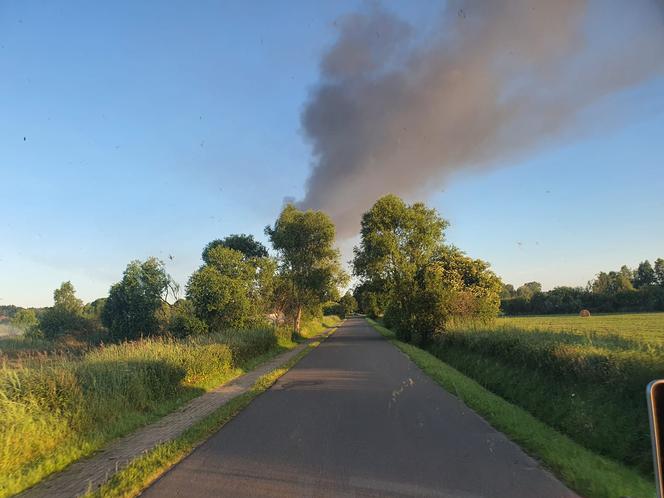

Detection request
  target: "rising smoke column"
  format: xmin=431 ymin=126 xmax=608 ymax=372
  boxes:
xmin=299 ymin=0 xmax=664 ymax=237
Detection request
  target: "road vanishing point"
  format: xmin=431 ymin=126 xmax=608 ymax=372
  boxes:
xmin=142 ymin=318 xmax=577 ymax=498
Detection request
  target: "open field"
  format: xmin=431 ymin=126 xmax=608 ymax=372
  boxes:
xmin=494 ymin=312 xmax=664 ymax=345
xmin=0 ymin=316 xmax=341 ymax=497
xmin=437 ymin=312 xmax=664 ymax=476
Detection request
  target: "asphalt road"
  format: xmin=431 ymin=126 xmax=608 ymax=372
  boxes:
xmin=142 ymin=318 xmax=577 ymax=498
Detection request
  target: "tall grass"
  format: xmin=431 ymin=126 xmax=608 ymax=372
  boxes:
xmin=0 ymin=335 xmax=54 ymax=356
xmin=432 ymin=314 xmax=664 ymax=476
xmin=0 ymin=324 xmax=298 ymax=497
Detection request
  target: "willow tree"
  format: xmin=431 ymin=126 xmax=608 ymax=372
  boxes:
xmin=266 ymin=204 xmax=346 ymax=334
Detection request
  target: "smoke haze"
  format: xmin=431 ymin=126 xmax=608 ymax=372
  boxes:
xmin=299 ymin=0 xmax=664 ymax=237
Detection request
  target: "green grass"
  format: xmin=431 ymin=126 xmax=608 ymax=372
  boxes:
xmin=297 ymin=314 xmax=342 ymax=339
xmin=367 ymin=318 xmax=656 ymax=498
xmin=85 ymin=329 xmax=337 ymax=498
xmin=440 ymin=313 xmax=664 ymax=474
xmin=493 ymin=312 xmax=664 ymax=345
xmin=0 ymin=316 xmax=337 ymax=497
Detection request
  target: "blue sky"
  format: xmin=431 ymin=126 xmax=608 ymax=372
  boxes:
xmin=1 ymin=1 xmax=663 ymax=307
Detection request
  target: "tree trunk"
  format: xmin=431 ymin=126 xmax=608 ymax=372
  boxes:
xmin=294 ymin=305 xmax=302 ymax=335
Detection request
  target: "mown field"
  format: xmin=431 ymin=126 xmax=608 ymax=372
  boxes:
xmin=496 ymin=312 xmax=664 ymax=345
xmin=435 ymin=312 xmax=664 ymax=477
xmin=0 ymin=316 xmax=340 ymax=497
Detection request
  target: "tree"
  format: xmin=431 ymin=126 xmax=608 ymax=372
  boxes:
xmin=634 ymin=260 xmax=656 ymax=288
xmin=102 ymin=258 xmax=178 ymax=341
xmin=54 ymin=281 xmax=83 ymax=313
xmin=339 ymin=292 xmax=358 ymax=318
xmin=11 ymin=309 xmax=39 ymax=336
xmin=405 ymin=248 xmax=501 ymax=344
xmin=83 ymin=298 xmax=107 ymax=321
xmin=189 ymin=236 xmax=277 ymax=332
xmin=619 ymin=265 xmax=634 ymax=282
xmin=590 ymin=272 xmax=611 ymax=294
xmin=353 ymin=195 xmax=500 ymax=345
xmin=266 ymin=204 xmax=347 ymax=334
xmin=353 ymin=195 xmax=448 ymax=340
xmin=611 ymin=270 xmax=634 ymax=293
xmin=500 ymin=284 xmax=516 ymax=300
xmin=655 ymin=258 xmax=664 ymax=287
xmin=187 ymin=247 xmax=256 ymax=330
xmin=353 ymin=195 xmax=447 ymax=289
xmin=516 ymin=282 xmax=542 ymax=300
xmin=202 ymin=234 xmax=268 ymax=264
xmin=40 ymin=282 xmax=93 ymax=339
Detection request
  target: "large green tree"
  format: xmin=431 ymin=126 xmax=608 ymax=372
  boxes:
xmin=187 ymin=246 xmax=261 ymax=330
xmin=353 ymin=195 xmax=501 ymax=345
xmin=591 ymin=270 xmax=634 ymax=295
xmin=102 ymin=258 xmax=177 ymax=340
xmin=634 ymin=260 xmax=656 ymax=288
xmin=500 ymin=283 xmax=516 ymax=300
xmin=39 ymin=281 xmax=92 ymax=339
xmin=655 ymin=258 xmax=664 ymax=287
xmin=353 ymin=195 xmax=447 ymax=286
xmin=266 ymin=204 xmax=346 ymax=334
xmin=202 ymin=234 xmax=269 ymax=264
xmin=516 ymin=281 xmax=542 ymax=300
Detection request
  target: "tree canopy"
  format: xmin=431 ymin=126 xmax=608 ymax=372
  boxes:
xmin=188 ymin=245 xmax=271 ymax=330
xmin=266 ymin=204 xmax=346 ymax=333
xmin=102 ymin=258 xmax=177 ymax=340
xmin=202 ymin=234 xmax=268 ymax=264
xmin=40 ymin=281 xmax=96 ymax=339
xmin=353 ymin=195 xmax=501 ymax=345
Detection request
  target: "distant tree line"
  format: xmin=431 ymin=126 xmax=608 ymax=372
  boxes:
xmin=0 ymin=305 xmax=22 ymax=321
xmin=501 ymin=258 xmax=664 ymax=315
xmin=9 ymin=205 xmax=347 ymax=343
xmin=352 ymin=195 xmax=502 ymax=346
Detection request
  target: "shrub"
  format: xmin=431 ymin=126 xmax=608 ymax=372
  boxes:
xmin=168 ymin=300 xmax=208 ymax=337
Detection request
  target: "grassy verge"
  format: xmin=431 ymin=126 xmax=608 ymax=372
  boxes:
xmin=84 ymin=330 xmax=336 ymax=498
xmin=0 ymin=317 xmax=334 ymax=497
xmin=297 ymin=314 xmax=342 ymax=339
xmin=366 ymin=318 xmax=656 ymax=498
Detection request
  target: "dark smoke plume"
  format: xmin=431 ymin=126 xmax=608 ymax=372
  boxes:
xmin=299 ymin=0 xmax=664 ymax=237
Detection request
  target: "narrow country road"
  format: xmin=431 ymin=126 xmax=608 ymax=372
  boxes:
xmin=142 ymin=318 xmax=577 ymax=498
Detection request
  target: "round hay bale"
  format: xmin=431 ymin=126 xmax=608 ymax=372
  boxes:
xmin=579 ymin=309 xmax=591 ymax=317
